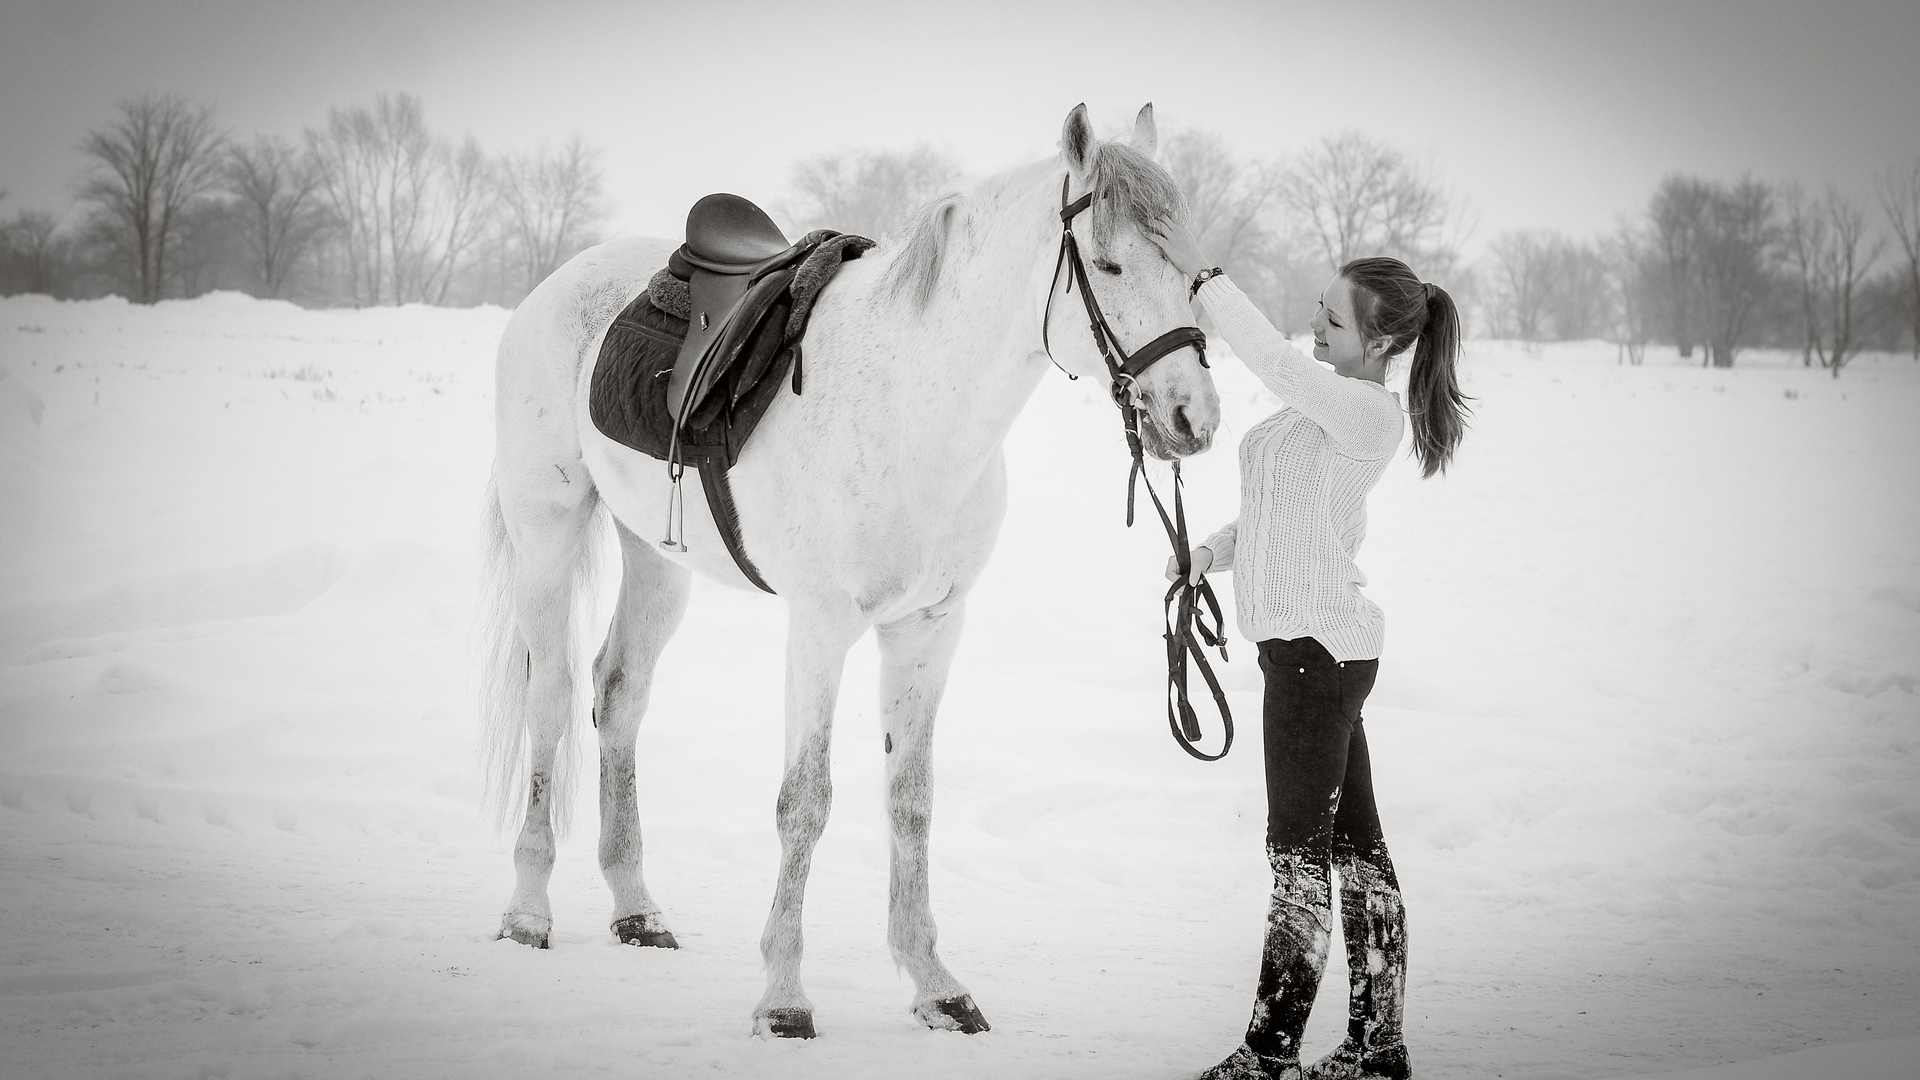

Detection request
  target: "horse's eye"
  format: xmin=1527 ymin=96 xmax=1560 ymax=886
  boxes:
xmin=1094 ymin=258 xmax=1123 ymax=276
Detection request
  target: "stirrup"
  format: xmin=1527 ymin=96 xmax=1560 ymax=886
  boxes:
xmin=659 ymin=462 xmax=689 ymax=552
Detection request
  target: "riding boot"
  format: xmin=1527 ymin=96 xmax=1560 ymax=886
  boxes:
xmin=1195 ymin=1042 xmax=1301 ymax=1080
xmin=1199 ymin=846 xmax=1332 ymax=1079
xmin=1303 ymin=854 xmax=1411 ymax=1080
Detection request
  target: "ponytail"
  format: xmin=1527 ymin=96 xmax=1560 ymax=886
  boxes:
xmin=1341 ymin=259 xmax=1473 ymax=478
xmin=1407 ymin=284 xmax=1468 ymax=477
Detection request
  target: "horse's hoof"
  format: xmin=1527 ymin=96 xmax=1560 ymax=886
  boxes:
xmin=916 ymin=994 xmax=990 ymax=1033
xmin=612 ymin=914 xmax=679 ymax=949
xmin=497 ymin=926 xmax=550 ymax=949
xmin=497 ymin=913 xmax=551 ymax=949
xmin=753 ymin=1007 xmax=817 ymax=1039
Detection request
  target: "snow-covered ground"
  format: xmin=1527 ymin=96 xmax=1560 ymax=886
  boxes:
xmin=1 ymin=292 xmax=1915 ymax=1080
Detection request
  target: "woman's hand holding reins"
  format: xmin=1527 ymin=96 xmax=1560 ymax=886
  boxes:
xmin=1166 ymin=545 xmax=1213 ymax=586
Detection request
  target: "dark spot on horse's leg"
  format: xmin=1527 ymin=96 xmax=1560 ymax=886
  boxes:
xmin=916 ymin=994 xmax=990 ymax=1034
xmin=885 ymin=733 xmax=893 ymax=754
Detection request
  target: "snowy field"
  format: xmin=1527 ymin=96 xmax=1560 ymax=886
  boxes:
xmin=1 ymin=291 xmax=1916 ymax=1080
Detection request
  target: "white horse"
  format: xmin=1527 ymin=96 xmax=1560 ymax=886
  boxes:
xmin=481 ymin=103 xmax=1222 ymax=1038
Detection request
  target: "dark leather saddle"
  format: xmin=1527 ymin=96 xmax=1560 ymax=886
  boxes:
xmin=588 ymin=193 xmax=874 ymax=595
xmin=666 ymin=194 xmax=812 ymax=423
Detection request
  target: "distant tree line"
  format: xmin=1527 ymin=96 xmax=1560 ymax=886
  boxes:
xmin=1483 ymin=168 xmax=1919 ymax=375
xmin=0 ymin=92 xmax=608 ymax=308
xmin=9 ymin=97 xmax=1920 ymax=372
xmin=781 ymin=131 xmax=1920 ymax=375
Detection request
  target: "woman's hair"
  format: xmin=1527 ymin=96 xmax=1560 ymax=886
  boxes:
xmin=1340 ymin=256 xmax=1471 ymax=478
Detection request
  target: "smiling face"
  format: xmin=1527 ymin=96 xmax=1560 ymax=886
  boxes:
xmin=1309 ymin=275 xmax=1388 ymax=383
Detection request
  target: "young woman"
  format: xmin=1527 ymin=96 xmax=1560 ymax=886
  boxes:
xmin=1148 ymin=219 xmax=1469 ymax=1080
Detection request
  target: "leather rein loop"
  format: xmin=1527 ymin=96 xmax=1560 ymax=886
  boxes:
xmin=1043 ymin=175 xmax=1234 ymax=762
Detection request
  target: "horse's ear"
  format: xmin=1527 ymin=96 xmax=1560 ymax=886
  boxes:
xmin=1130 ymin=103 xmax=1158 ymax=158
xmin=1061 ymin=103 xmax=1095 ymax=175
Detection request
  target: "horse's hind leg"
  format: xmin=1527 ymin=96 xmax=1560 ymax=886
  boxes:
xmin=594 ymin=519 xmax=691 ymax=947
xmin=491 ymin=478 xmax=600 ymax=950
xmin=877 ymin=601 xmax=990 ymax=1034
xmin=753 ymin=596 xmax=868 ymax=1039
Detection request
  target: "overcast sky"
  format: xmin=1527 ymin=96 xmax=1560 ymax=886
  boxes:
xmin=3 ymin=0 xmax=1916 ymax=258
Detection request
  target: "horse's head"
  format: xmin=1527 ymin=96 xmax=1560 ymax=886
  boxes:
xmin=1047 ymin=103 xmax=1220 ymax=461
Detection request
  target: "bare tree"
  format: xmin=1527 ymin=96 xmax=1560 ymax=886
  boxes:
xmin=308 ymin=93 xmax=494 ymax=306
xmin=226 ymin=135 xmax=331 ymax=299
xmin=1162 ymin=129 xmax=1278 ymax=268
xmin=1782 ymin=185 xmax=1883 ymax=377
xmin=1484 ymin=230 xmax=1558 ymax=340
xmin=1279 ymin=131 xmax=1455 ymax=275
xmin=1695 ymin=177 xmax=1777 ymax=367
xmin=1646 ymin=176 xmax=1711 ymax=358
xmin=160 ymin=197 xmax=242 ymax=297
xmin=1880 ymin=159 xmax=1920 ymax=359
xmin=77 ymin=95 xmax=226 ymax=302
xmin=495 ymin=134 xmax=607 ymax=298
xmin=421 ymin=134 xmax=493 ymax=305
xmin=1 ymin=209 xmax=77 ymax=296
xmin=1158 ymin=127 xmax=1314 ymax=328
xmin=1605 ymin=227 xmax=1659 ymax=365
xmin=785 ymin=144 xmax=961 ymax=239
xmin=1545 ymin=240 xmax=1611 ymax=341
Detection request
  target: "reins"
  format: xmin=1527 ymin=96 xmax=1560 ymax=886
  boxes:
xmin=1044 ymin=175 xmax=1234 ymax=762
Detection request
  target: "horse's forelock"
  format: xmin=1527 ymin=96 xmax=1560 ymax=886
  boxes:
xmin=1087 ymin=141 xmax=1187 ymax=253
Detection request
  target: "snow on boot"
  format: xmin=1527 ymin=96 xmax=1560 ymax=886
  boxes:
xmin=1302 ymin=1038 xmax=1411 ymax=1080
xmin=1241 ymin=847 xmax=1336 ymax=1062
xmin=1305 ymin=851 xmax=1410 ymax=1079
xmin=1197 ymin=1042 xmax=1302 ymax=1080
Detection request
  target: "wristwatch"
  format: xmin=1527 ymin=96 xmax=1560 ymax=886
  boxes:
xmin=1190 ymin=267 xmax=1225 ymax=296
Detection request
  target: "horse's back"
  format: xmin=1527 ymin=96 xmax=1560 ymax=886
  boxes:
xmin=501 ymin=237 xmax=677 ymax=380
xmin=493 ymin=239 xmax=678 ymax=515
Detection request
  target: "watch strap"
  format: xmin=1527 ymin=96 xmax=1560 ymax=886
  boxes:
xmin=1190 ymin=267 xmax=1225 ymax=296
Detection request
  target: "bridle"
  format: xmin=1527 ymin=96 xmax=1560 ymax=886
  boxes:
xmin=1043 ymin=174 xmax=1235 ymax=763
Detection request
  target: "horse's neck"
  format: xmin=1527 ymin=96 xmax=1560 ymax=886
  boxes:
xmin=871 ymin=173 xmax=1062 ymax=471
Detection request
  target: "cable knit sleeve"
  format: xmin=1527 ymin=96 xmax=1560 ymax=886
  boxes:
xmin=1196 ymin=276 xmax=1401 ymax=459
xmin=1201 ymin=521 xmax=1237 ymax=571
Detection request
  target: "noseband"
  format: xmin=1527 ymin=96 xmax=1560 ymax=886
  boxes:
xmin=1043 ymin=175 xmax=1234 ymax=763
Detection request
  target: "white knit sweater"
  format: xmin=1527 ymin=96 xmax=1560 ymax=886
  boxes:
xmin=1196 ymin=276 xmax=1405 ymax=662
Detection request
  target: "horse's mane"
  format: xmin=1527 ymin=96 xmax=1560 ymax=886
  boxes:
xmin=885 ymin=139 xmax=1187 ymax=311
xmin=887 ymin=192 xmax=966 ymax=310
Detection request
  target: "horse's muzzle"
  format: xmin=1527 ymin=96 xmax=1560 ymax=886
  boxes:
xmin=1140 ymin=402 xmax=1215 ymax=460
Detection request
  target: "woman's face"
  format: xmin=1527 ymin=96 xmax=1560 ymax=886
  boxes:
xmin=1309 ymin=275 xmax=1385 ymax=381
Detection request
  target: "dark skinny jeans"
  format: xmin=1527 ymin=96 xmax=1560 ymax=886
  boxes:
xmin=1244 ymin=635 xmax=1406 ymax=1061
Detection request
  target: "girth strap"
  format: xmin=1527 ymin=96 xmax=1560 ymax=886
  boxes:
xmin=698 ymin=462 xmax=775 ymax=594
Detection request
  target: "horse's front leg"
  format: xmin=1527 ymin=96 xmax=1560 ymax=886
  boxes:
xmin=753 ymin=595 xmax=867 ymax=1039
xmin=878 ymin=601 xmax=990 ymax=1033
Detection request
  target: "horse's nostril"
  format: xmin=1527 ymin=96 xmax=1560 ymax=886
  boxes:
xmin=1171 ymin=405 xmax=1194 ymax=441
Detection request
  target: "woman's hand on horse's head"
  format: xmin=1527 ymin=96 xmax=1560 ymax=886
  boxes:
xmin=1147 ymin=218 xmax=1209 ymax=280
xmin=1165 ymin=546 xmax=1213 ymax=586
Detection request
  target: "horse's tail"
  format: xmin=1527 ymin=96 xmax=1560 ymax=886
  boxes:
xmin=476 ymin=469 xmax=604 ymax=839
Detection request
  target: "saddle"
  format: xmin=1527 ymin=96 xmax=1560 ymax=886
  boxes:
xmin=588 ymin=194 xmax=874 ymax=594
xmin=667 ymin=194 xmax=813 ymax=423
